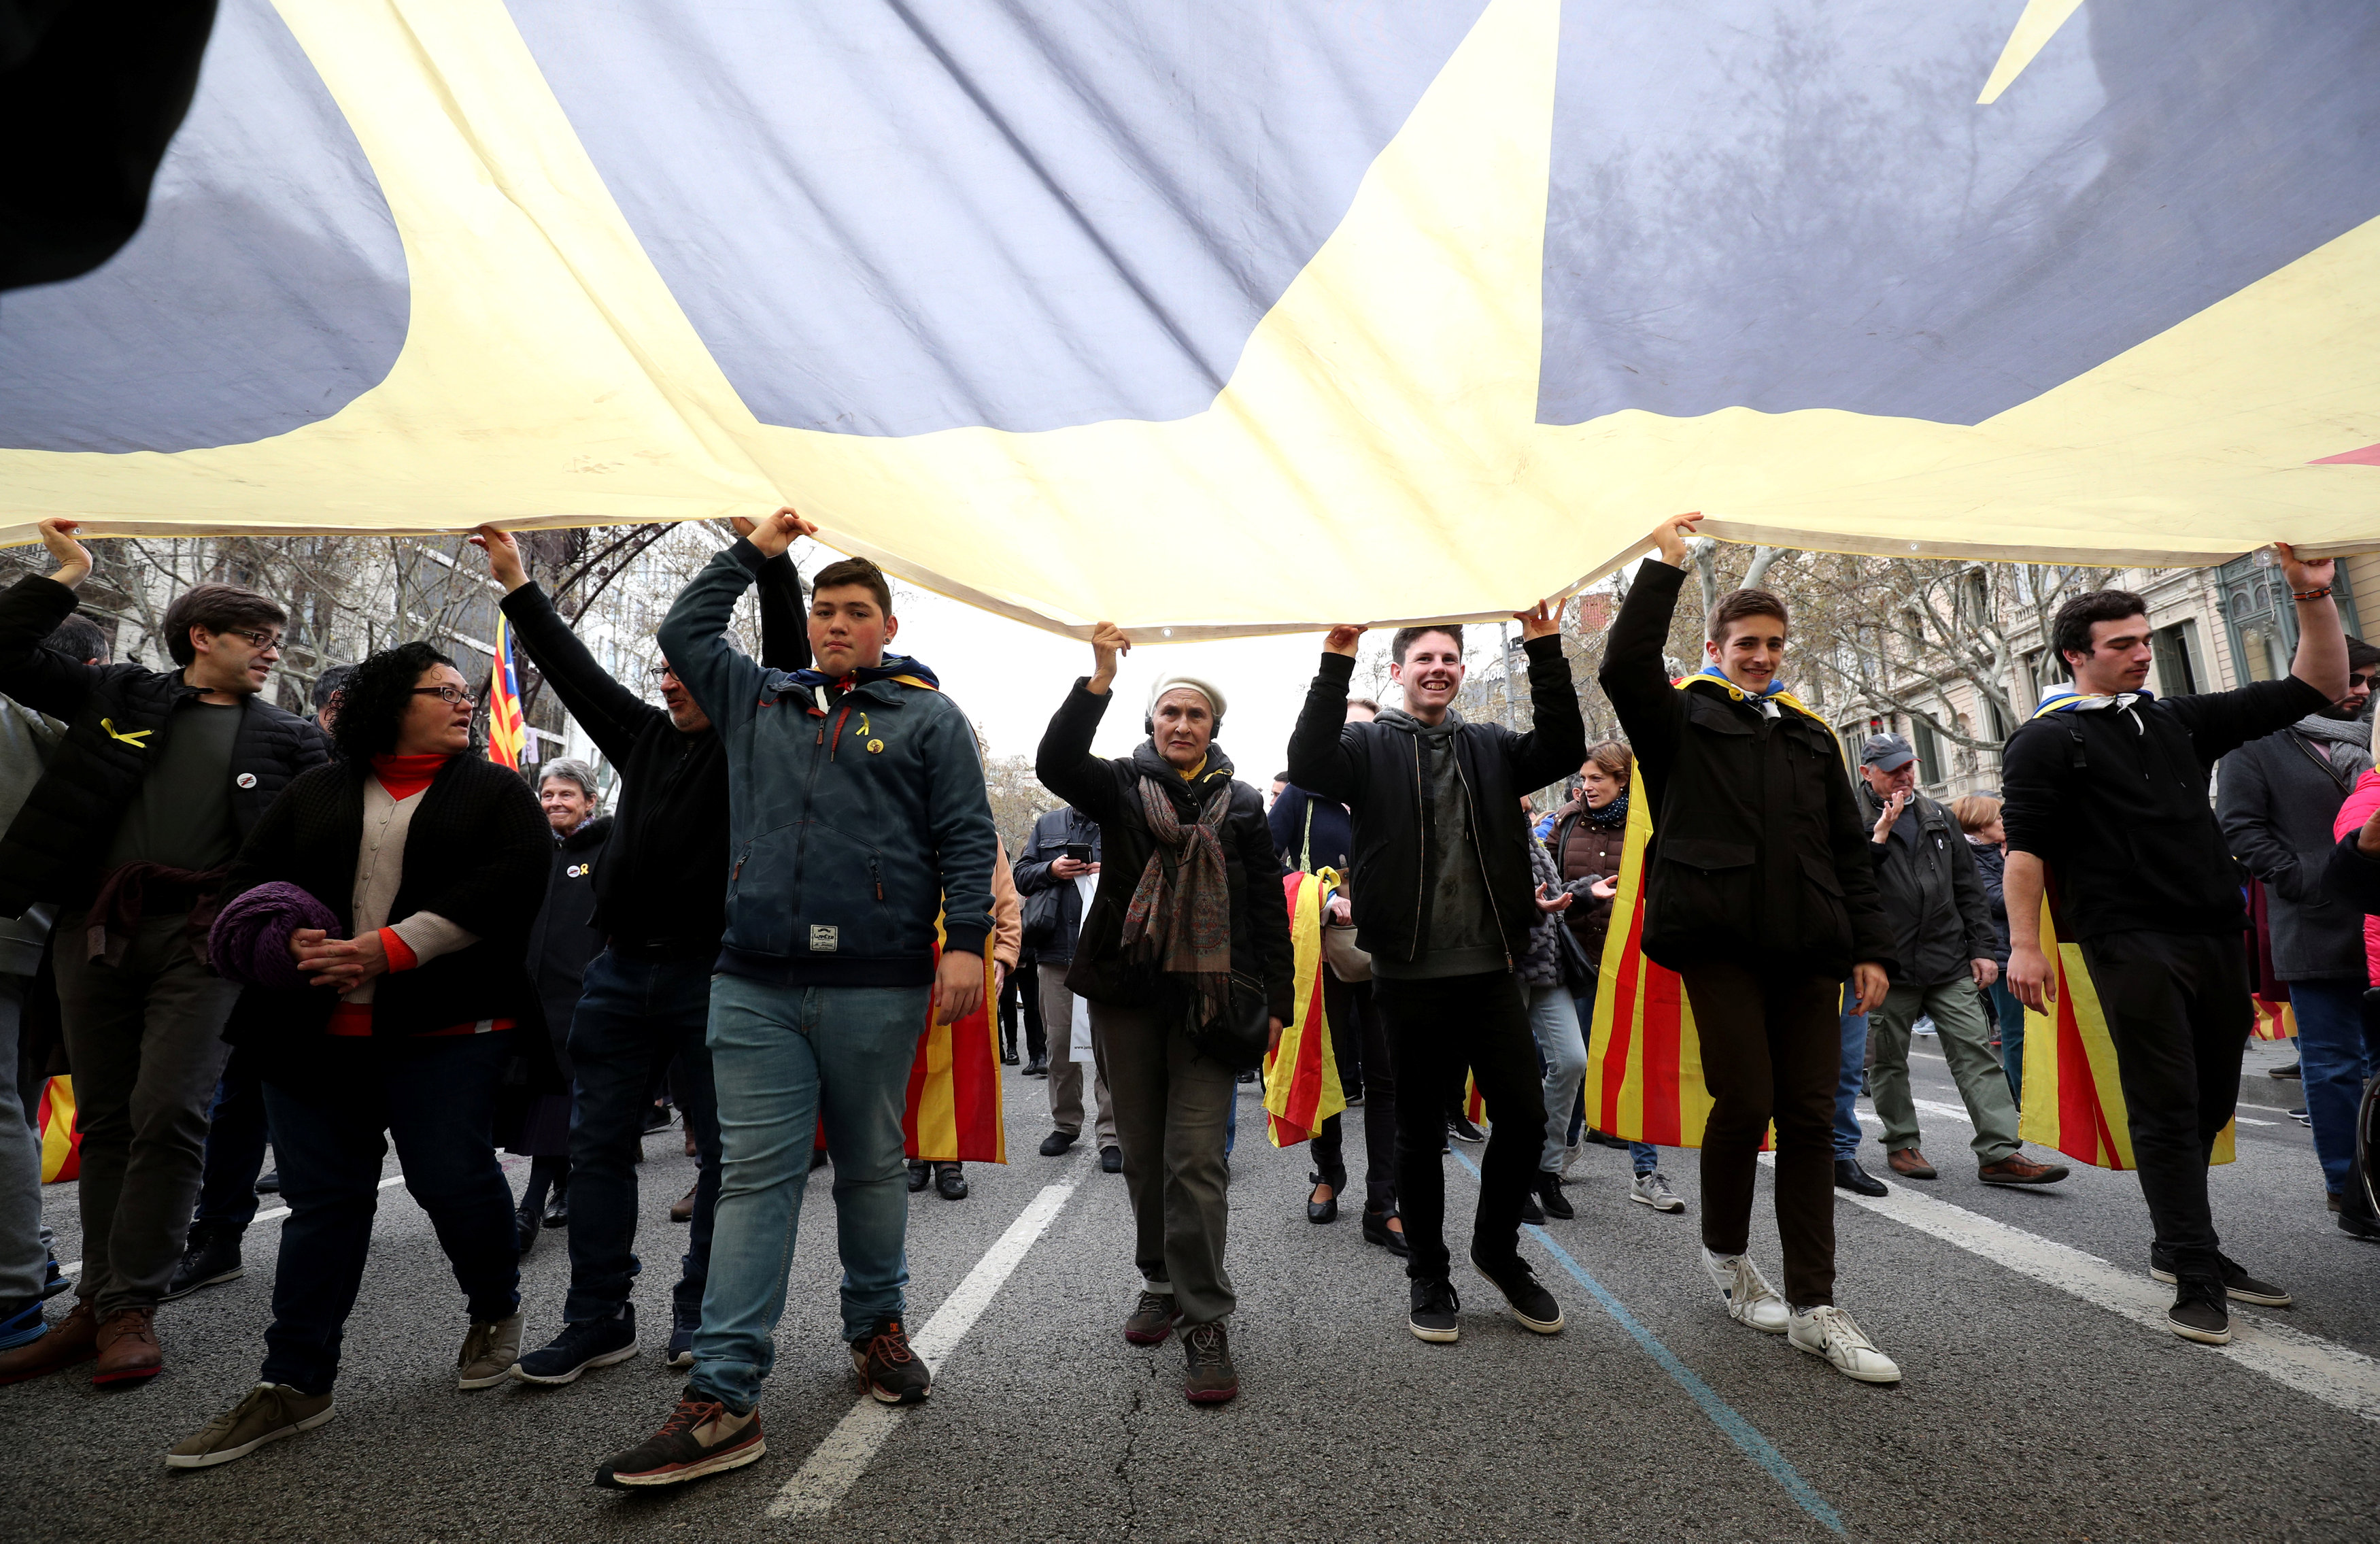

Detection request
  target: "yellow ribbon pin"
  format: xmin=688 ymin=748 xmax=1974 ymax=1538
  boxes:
xmin=101 ymin=718 xmax=152 ymax=747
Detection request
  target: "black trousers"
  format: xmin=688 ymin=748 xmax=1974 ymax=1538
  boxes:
xmin=2077 ymin=929 xmax=2251 ymax=1281
xmin=1002 ymin=958 xmax=1048 ymax=1062
xmin=1374 ymin=971 xmax=1546 ymax=1282
xmin=1309 ymin=975 xmax=1395 ymax=1211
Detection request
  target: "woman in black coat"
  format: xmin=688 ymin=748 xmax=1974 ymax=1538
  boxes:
xmin=506 ymin=756 xmax=613 ymax=1247
xmin=167 ymin=641 xmax=551 ymax=1470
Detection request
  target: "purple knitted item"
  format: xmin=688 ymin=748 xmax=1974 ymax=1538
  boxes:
xmin=208 ymin=882 xmax=343 ymax=990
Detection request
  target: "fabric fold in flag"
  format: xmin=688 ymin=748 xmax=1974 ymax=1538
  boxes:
xmin=1263 ymin=868 xmax=1344 ymax=1147
xmin=37 ymin=1075 xmax=80 ymax=1184
xmin=904 ymin=935 xmax=1006 ymax=1164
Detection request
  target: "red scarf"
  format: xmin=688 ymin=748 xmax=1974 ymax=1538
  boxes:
xmin=370 ymin=752 xmax=451 ymax=801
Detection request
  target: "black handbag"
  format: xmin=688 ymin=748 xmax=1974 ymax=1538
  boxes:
xmin=1187 ymin=970 xmax=1272 ymax=1073
xmin=1554 ymin=918 xmax=1599 ymax=997
xmin=1021 ymin=881 xmax=1064 ymax=952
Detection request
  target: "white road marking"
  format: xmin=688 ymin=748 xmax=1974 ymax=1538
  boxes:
xmin=56 ymin=1172 xmax=409 ymax=1279
xmin=1865 ymin=1096 xmax=2277 ymax=1129
xmin=1775 ymin=1155 xmax=2380 ymax=1422
xmin=764 ymin=1175 xmax=1082 ymax=1520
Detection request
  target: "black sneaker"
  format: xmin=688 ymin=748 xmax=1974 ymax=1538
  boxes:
xmin=1038 ymin=1129 xmax=1078 ymax=1158
xmin=1519 ymin=1190 xmax=1545 ymax=1226
xmin=1182 ymin=1321 xmax=1238 ymax=1405
xmin=1469 ymin=1247 xmax=1564 ymax=1335
xmin=2147 ymin=1248 xmax=2292 ymax=1307
xmin=2167 ymin=1279 xmax=2232 ymax=1344
xmin=666 ymin=1300 xmax=700 ymax=1370
xmin=1100 ymin=1145 xmax=1123 ymax=1174
xmin=595 ymin=1391 xmax=765 ymax=1488
xmin=851 ymin=1316 xmax=931 ymax=1405
xmin=511 ymin=1306 xmax=638 ymax=1385
xmin=906 ymin=1159 xmax=931 ymax=1193
xmin=163 ymin=1227 xmax=244 ymax=1302
xmin=253 ymin=1169 xmax=281 ymax=1194
xmin=1447 ymin=1116 xmax=1486 ymax=1144
xmin=1408 ymin=1277 xmax=1461 ymax=1343
xmin=1535 ymin=1171 xmax=1574 ymax=1221
xmin=1124 ymin=1290 xmax=1180 ymax=1345
xmin=934 ymin=1163 xmax=968 ymax=1200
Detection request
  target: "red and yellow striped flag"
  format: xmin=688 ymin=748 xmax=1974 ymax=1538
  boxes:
xmin=2017 ymin=895 xmax=2234 ymax=1169
xmin=905 ymin=933 xmax=1006 ymax=1163
xmin=1263 ymin=869 xmax=1346 ymax=1146
xmin=485 ymin=611 xmax=528 ymax=769
xmin=2250 ymin=995 xmax=2297 ymax=1041
xmin=37 ymin=1075 xmax=80 ymax=1183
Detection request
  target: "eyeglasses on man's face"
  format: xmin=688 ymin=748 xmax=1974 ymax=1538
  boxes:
xmin=411 ymin=686 xmax=477 ymax=707
xmin=222 ymin=627 xmax=284 ymax=652
xmin=646 ymin=665 xmax=682 ymax=684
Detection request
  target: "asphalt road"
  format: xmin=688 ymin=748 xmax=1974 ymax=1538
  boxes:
xmin=7 ymin=1040 xmax=2376 ymax=1543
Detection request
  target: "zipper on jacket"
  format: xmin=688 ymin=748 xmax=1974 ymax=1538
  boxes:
xmin=1409 ymin=736 xmax=1425 ymax=961
xmin=1450 ymin=745 xmax=1514 ymax=971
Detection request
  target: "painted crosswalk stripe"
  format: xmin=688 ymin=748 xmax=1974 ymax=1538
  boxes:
xmin=765 ymin=1173 xmax=1081 ymax=1520
xmin=1771 ymin=1155 xmax=2380 ymax=1422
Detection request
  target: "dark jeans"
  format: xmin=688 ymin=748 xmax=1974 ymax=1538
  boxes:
xmin=1309 ymin=975 xmax=1395 ymax=1211
xmin=1677 ymin=963 xmax=1842 ymax=1309
xmin=564 ymin=950 xmax=722 ymax=1322
xmin=1002 ymin=958 xmax=1048 ymax=1062
xmin=260 ymin=1034 xmax=518 ymax=1394
xmin=2079 ymin=930 xmax=2254 ymax=1281
xmin=194 ymin=1046 xmax=271 ymax=1234
xmin=1374 ymin=972 xmax=1545 ymax=1282
xmin=2286 ymin=978 xmax=2377 ymax=1196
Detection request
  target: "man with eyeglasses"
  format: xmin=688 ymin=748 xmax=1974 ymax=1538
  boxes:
xmin=0 ymin=520 xmax=328 ymax=1388
xmin=471 ymin=521 xmax=806 ymax=1384
xmin=2216 ymin=637 xmax=2380 ymax=1239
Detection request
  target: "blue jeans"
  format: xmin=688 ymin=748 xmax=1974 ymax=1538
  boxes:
xmin=1833 ymin=984 xmax=1867 ymax=1160
xmin=1527 ymin=984 xmax=1588 ymax=1173
xmin=562 ymin=951 xmax=723 ymax=1323
xmin=193 ymin=1047 xmax=271 ymax=1233
xmin=260 ymin=1035 xmax=518 ymax=1394
xmin=2288 ymin=979 xmax=2378 ymax=1196
xmin=1986 ymin=979 xmax=2026 ymax=1104
xmin=691 ymin=977 xmax=929 ymax=1413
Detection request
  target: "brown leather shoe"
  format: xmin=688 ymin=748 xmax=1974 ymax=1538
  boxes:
xmin=669 ymin=1184 xmax=697 ymax=1224
xmin=0 ymin=1298 xmax=99 ymax=1385
xmin=1887 ymin=1148 xmax=1938 ymax=1180
xmin=92 ymin=1305 xmax=163 ymax=1386
xmin=1979 ymin=1153 xmax=2071 ymax=1186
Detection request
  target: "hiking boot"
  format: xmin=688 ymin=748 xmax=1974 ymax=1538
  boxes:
xmin=1535 ymin=1171 xmax=1574 ymax=1221
xmin=92 ymin=1305 xmax=162 ymax=1386
xmin=456 ymin=1311 xmax=524 ymax=1389
xmin=851 ymin=1316 xmax=930 ymax=1405
xmin=1124 ymin=1290 xmax=1180 ymax=1345
xmin=165 ymin=1383 xmax=334 ymax=1469
xmin=1408 ymin=1277 xmax=1461 ymax=1343
xmin=1887 ymin=1147 xmax=1937 ymax=1180
xmin=164 ymin=1227 xmax=245 ymax=1302
xmin=1702 ymin=1248 xmax=1789 ymax=1333
xmin=511 ymin=1306 xmax=638 ymax=1385
xmin=1038 ymin=1129 xmax=1078 ymax=1157
xmin=0 ymin=1298 xmax=96 ymax=1384
xmin=2147 ymin=1249 xmax=2291 ymax=1307
xmin=670 ymin=1184 xmax=697 ymax=1224
xmin=906 ymin=1159 xmax=931 ymax=1193
xmin=1788 ymin=1305 xmax=1901 ymax=1383
xmin=1979 ymin=1153 xmax=2069 ymax=1186
xmin=1182 ymin=1321 xmax=1238 ymax=1405
xmin=1631 ymin=1171 xmax=1686 ymax=1213
xmin=595 ymin=1391 xmax=765 ymax=1488
xmin=934 ymin=1162 xmax=969 ymax=1200
xmin=1469 ymin=1247 xmax=1563 ymax=1335
xmin=2167 ymin=1279 xmax=2232 ymax=1344
xmin=666 ymin=1300 xmax=700 ymax=1369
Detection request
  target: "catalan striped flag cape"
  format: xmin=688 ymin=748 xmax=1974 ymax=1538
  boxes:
xmin=1585 ymin=674 xmax=1827 ymax=1146
xmin=486 ymin=611 xmax=528 ymax=770
xmin=1263 ymin=869 xmax=1345 ymax=1146
xmin=905 ymin=930 xmax=1006 ymax=1163
xmin=37 ymin=1075 xmax=80 ymax=1183
xmin=2251 ymin=995 xmax=2297 ymax=1042
xmin=2013 ymin=694 xmax=2234 ymax=1169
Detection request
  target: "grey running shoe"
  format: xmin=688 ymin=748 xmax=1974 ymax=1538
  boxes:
xmin=1630 ymin=1171 xmax=1686 ymax=1213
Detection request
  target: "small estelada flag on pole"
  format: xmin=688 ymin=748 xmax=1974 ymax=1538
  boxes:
xmin=1263 ymin=868 xmax=1345 ymax=1146
xmin=485 ymin=611 xmax=528 ymax=770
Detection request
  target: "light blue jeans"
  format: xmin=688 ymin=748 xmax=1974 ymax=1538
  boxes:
xmin=1527 ymin=983 xmax=1588 ymax=1174
xmin=690 ymin=977 xmax=930 ymax=1413
xmin=1986 ymin=979 xmax=2026 ymax=1104
xmin=1833 ymin=983 xmax=1868 ymax=1160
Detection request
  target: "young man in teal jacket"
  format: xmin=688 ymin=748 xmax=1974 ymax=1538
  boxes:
xmin=598 ymin=510 xmax=999 ymax=1490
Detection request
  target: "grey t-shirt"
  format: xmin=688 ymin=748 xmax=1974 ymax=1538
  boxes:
xmin=1372 ymin=709 xmax=1506 ymax=979
xmin=103 ymin=699 xmax=243 ymax=872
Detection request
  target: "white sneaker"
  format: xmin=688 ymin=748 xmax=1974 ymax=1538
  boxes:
xmin=1788 ymin=1305 xmax=1901 ymax=1383
xmin=1701 ymin=1248 xmax=1789 ymax=1333
xmin=1631 ymin=1172 xmax=1686 ymax=1213
xmin=1559 ymin=1143 xmax=1582 ymax=1179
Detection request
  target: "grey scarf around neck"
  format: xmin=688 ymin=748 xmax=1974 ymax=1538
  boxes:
xmin=2294 ymin=712 xmax=2370 ymax=752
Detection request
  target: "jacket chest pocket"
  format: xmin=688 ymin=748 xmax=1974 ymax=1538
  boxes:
xmin=1648 ymin=836 xmax=1757 ymax=939
xmin=1680 ymin=697 xmax=1758 ymax=778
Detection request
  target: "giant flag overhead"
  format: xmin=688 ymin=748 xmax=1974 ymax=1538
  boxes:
xmin=2 ymin=0 xmax=2377 ymax=637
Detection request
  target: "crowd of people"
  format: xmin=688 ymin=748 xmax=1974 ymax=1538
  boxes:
xmin=0 ymin=506 xmax=2370 ymax=1488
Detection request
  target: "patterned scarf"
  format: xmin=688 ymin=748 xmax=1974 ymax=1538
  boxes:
xmin=1119 ymin=773 xmax=1234 ymax=1026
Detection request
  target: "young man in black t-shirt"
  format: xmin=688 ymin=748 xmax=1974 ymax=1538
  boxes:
xmin=2002 ymin=545 xmax=2346 ymax=1346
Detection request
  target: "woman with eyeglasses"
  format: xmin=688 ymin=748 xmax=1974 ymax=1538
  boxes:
xmin=165 ymin=641 xmax=551 ymax=1469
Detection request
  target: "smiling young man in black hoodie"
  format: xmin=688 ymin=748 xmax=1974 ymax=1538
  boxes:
xmin=1287 ymin=603 xmax=1582 ymax=1344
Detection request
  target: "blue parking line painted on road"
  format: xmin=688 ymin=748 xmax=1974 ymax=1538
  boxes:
xmin=1448 ymin=1148 xmax=1846 ymax=1537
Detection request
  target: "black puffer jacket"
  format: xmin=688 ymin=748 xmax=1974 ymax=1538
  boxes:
xmin=1855 ymin=784 xmax=1992 ymax=988
xmin=526 ymin=814 xmax=613 ymax=1065
xmin=1285 ymin=638 xmax=1584 ymax=969
xmin=0 ymin=575 xmax=329 ymax=916
xmin=1036 ymin=682 xmax=1293 ymax=1026
xmin=216 ymin=756 xmax=551 ymax=1060
xmin=1599 ymin=560 xmax=1894 ymax=979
